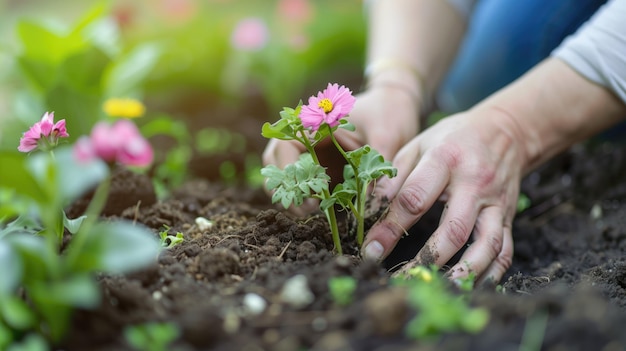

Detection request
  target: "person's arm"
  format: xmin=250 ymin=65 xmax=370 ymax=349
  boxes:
xmin=364 ymin=0 xmax=467 ymax=113
xmin=363 ymin=57 xmax=626 ymax=283
xmin=475 ymin=59 xmax=626 ymax=175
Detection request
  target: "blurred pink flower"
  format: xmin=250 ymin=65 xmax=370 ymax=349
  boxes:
xmin=74 ymin=120 xmax=153 ymax=167
xmin=277 ymin=0 xmax=314 ymax=24
xmin=158 ymin=0 xmax=197 ymax=23
xmin=18 ymin=112 xmax=69 ymax=153
xmin=299 ymin=83 xmax=356 ymax=131
xmin=231 ymin=17 xmax=269 ymax=52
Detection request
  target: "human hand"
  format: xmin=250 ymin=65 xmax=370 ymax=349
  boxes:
xmin=262 ymin=85 xmax=420 ymax=214
xmin=362 ymin=109 xmax=527 ymax=284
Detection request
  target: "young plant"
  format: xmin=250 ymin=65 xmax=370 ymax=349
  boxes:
xmin=159 ymin=225 xmax=185 ymax=249
xmin=0 ymin=113 xmax=160 ymax=349
xmin=261 ymin=83 xmax=397 ymax=254
xmin=393 ymin=265 xmax=489 ymax=339
xmin=328 ymin=276 xmax=357 ymax=306
xmin=124 ymin=322 xmax=180 ymax=351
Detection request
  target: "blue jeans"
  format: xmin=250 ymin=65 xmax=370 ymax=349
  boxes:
xmin=437 ymin=0 xmax=609 ymax=113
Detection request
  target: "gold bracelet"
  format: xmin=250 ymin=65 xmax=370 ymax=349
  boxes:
xmin=364 ymin=59 xmax=425 ymax=88
xmin=364 ymin=58 xmax=427 ymax=104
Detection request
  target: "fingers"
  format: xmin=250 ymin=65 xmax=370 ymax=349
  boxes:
xmin=476 ymin=223 xmax=513 ymax=285
xmin=413 ymin=189 xmax=479 ymax=268
xmin=362 ymin=152 xmax=450 ymax=260
xmin=446 ymin=205 xmax=506 ymax=280
xmin=262 ymin=139 xmax=305 ymax=169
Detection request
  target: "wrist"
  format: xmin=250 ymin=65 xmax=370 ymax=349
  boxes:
xmin=364 ymin=58 xmax=428 ymax=111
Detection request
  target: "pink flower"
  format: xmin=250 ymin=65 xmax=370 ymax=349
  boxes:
xmin=299 ymin=83 xmax=356 ymax=131
xmin=18 ymin=112 xmax=69 ymax=153
xmin=277 ymin=0 xmax=314 ymax=24
xmin=73 ymin=120 xmax=153 ymax=167
xmin=230 ymin=17 xmax=269 ymax=52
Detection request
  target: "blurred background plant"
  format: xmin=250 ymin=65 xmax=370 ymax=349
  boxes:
xmin=0 ymin=0 xmax=366 ymax=190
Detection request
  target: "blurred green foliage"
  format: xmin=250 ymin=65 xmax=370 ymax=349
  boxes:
xmin=0 ymin=0 xmax=366 ymax=185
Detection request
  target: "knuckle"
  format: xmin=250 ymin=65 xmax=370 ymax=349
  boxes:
xmin=445 ymin=218 xmax=471 ymax=248
xmin=433 ymin=143 xmax=463 ymax=170
xmin=486 ymin=232 xmax=504 ymax=259
xmin=396 ymin=184 xmax=429 ymax=216
xmin=493 ymin=251 xmax=513 ymax=272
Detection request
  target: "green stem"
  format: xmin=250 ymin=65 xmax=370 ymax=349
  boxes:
xmin=65 ymin=175 xmax=111 ymax=266
xmin=328 ymin=127 xmax=366 ymax=245
xmin=300 ymin=131 xmax=343 ymax=255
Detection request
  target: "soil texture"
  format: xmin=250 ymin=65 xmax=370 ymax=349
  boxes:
xmin=61 ymin=141 xmax=626 ymax=351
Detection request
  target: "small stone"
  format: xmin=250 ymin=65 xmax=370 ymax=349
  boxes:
xmin=195 ymin=217 xmax=214 ymax=231
xmin=590 ymin=203 xmax=603 ymax=220
xmin=243 ymin=293 xmax=267 ymax=315
xmin=280 ymin=274 xmax=314 ymax=309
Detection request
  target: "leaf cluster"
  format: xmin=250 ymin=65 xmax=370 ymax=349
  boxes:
xmin=393 ymin=266 xmax=489 ymax=340
xmin=261 ymin=153 xmax=330 ymax=209
xmin=125 ymin=322 xmax=180 ymax=351
xmin=322 ymin=145 xmax=397 ymax=212
xmin=0 ymin=148 xmax=160 ymax=348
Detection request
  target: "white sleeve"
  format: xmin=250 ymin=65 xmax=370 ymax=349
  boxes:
xmin=551 ymin=0 xmax=626 ymax=104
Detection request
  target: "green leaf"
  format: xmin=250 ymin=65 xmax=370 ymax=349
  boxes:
xmin=52 ymin=147 xmax=109 ymax=204
xmin=15 ymin=57 xmax=57 ymax=92
xmin=338 ymin=119 xmax=355 ymax=132
xmin=329 ymin=183 xmax=357 ymax=210
xmin=63 ymin=213 xmax=86 ymax=235
xmin=103 ymin=42 xmax=161 ymax=97
xmin=0 ymin=216 xmax=42 ymax=239
xmin=30 ymin=274 xmax=100 ymax=309
xmin=0 ymin=324 xmax=11 ymax=350
xmin=0 ymin=152 xmax=48 ymax=204
xmin=6 ymin=333 xmax=49 ymax=351
xmin=0 ymin=189 xmax=30 ymax=223
xmin=8 ymin=235 xmax=54 ymax=282
xmin=262 ymin=154 xmax=329 ymax=209
xmin=0 ymin=296 xmax=36 ymax=330
xmin=346 ymin=145 xmax=397 ymax=183
xmin=0 ymin=240 xmax=22 ymax=294
xmin=17 ymin=20 xmax=87 ymax=65
xmin=261 ymin=120 xmax=295 ymax=141
xmin=69 ymin=220 xmax=160 ymax=274
xmin=58 ymin=47 xmax=110 ymax=94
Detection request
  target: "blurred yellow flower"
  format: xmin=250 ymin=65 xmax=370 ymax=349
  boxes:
xmin=103 ymin=98 xmax=145 ymax=118
xmin=407 ymin=266 xmax=433 ymax=283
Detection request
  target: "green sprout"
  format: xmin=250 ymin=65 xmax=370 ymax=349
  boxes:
xmin=159 ymin=225 xmax=184 ymax=249
xmin=394 ymin=265 xmax=489 ymax=339
xmin=125 ymin=322 xmax=180 ymax=351
xmin=328 ymin=276 xmax=357 ymax=306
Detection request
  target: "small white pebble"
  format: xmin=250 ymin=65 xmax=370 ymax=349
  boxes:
xmin=243 ymin=293 xmax=267 ymax=315
xmin=280 ymin=274 xmax=314 ymax=309
xmin=195 ymin=217 xmax=214 ymax=231
xmin=590 ymin=204 xmax=603 ymax=220
xmin=152 ymin=291 xmax=163 ymax=300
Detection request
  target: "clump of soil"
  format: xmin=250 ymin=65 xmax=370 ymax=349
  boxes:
xmin=60 ymin=141 xmax=626 ymax=351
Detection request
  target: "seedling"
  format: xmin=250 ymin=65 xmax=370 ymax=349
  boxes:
xmin=394 ymin=265 xmax=489 ymax=339
xmin=159 ymin=225 xmax=185 ymax=248
xmin=261 ymin=83 xmax=397 ymax=254
xmin=125 ymin=322 xmax=180 ymax=351
xmin=328 ymin=276 xmax=357 ymax=306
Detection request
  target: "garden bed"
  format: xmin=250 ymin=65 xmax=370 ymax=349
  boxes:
xmin=61 ymin=141 xmax=626 ymax=351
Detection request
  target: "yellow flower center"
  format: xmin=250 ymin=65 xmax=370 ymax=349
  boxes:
xmin=318 ymin=98 xmax=333 ymax=113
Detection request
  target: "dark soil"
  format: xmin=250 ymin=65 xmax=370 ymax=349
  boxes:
xmin=60 ymin=141 xmax=626 ymax=351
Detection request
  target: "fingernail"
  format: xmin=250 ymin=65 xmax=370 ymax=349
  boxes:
xmin=363 ymin=241 xmax=384 ymax=261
